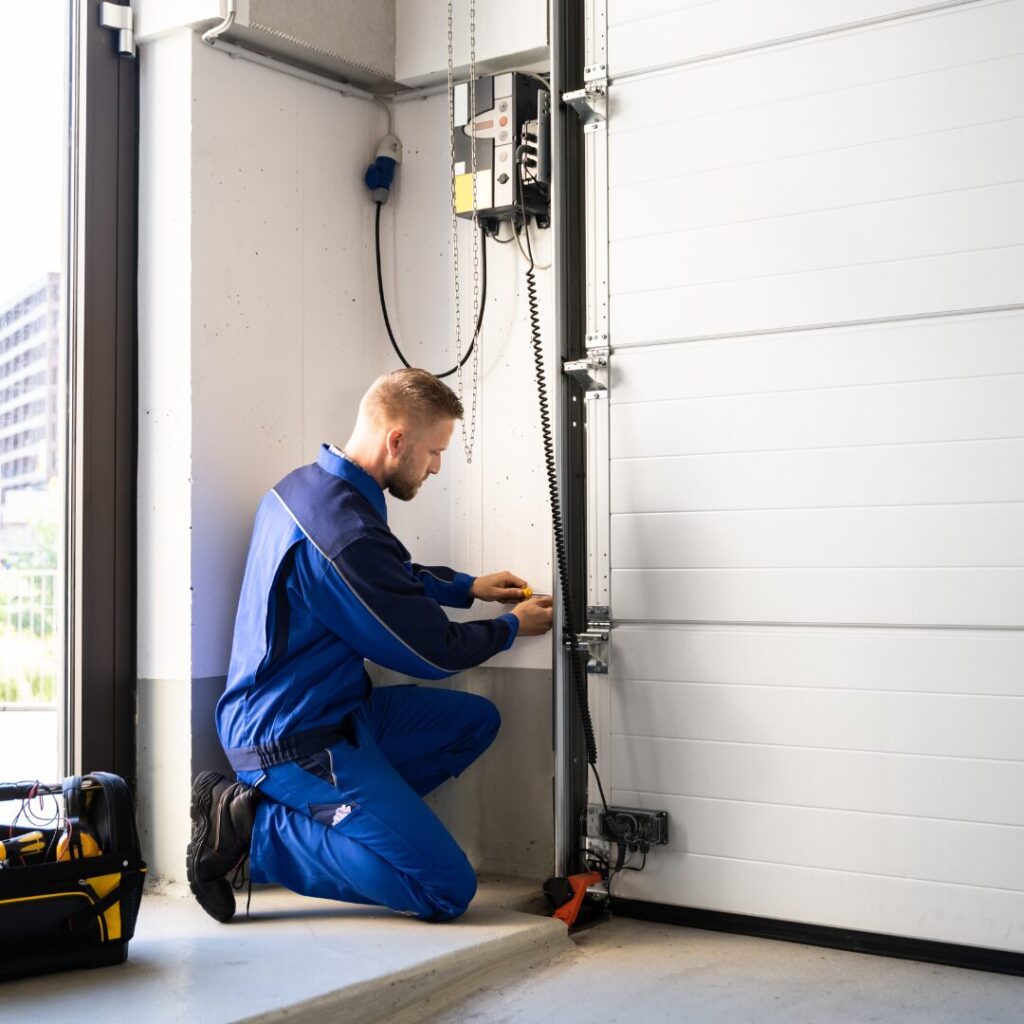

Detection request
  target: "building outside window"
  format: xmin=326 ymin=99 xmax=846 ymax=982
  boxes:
xmin=0 ymin=0 xmax=137 ymax=805
xmin=0 ymin=3 xmax=68 ymax=797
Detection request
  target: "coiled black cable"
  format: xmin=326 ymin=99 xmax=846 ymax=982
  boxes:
xmin=519 ymin=212 xmax=610 ymax=816
xmin=374 ymin=201 xmax=486 ymax=379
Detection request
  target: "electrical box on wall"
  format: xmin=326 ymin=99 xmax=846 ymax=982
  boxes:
xmin=452 ymin=72 xmax=550 ymax=228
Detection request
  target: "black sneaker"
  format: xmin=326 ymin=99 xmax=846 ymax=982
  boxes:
xmin=187 ymin=770 xmax=259 ymax=923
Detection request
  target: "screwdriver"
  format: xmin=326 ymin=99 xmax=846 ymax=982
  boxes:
xmin=0 ymin=830 xmax=45 ymax=862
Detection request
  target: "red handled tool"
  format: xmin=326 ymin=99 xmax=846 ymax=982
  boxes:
xmin=545 ymin=871 xmax=605 ymax=928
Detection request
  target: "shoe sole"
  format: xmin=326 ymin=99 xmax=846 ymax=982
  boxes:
xmin=187 ymin=770 xmax=235 ymax=923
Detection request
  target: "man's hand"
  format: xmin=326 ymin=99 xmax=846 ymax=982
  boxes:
xmin=471 ymin=571 xmax=530 ymax=604
xmin=511 ymin=595 xmax=554 ymax=637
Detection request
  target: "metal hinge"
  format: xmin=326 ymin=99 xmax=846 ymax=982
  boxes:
xmin=562 ymin=64 xmax=607 ymax=128
xmin=565 ymin=606 xmax=611 ymax=675
xmin=99 ymin=2 xmax=136 ymax=58
xmin=563 ymin=346 xmax=609 ymax=392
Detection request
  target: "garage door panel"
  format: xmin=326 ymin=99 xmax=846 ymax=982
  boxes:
xmin=608 ymin=0 xmax=995 ymax=76
xmin=612 ymin=246 xmax=1024 ymax=345
xmin=612 ymin=567 xmax=1024 ymax=627
xmin=609 ymin=1 xmax=1024 ymax=134
xmin=611 ymin=680 xmax=1024 ymax=760
xmin=609 ymin=736 xmax=1024 ymax=826
xmin=611 ymin=120 xmax=1024 ymax=239
xmin=611 ymin=438 xmax=1024 ymax=513
xmin=608 ymin=847 xmax=1024 ymax=950
xmin=611 ymin=183 xmax=1024 ymax=295
xmin=609 ymin=311 xmax=1024 ymax=403
xmin=610 ymin=625 xmax=1024 ymax=697
xmin=594 ymin=0 xmax=1024 ymax=952
xmin=609 ymin=792 xmax=1024 ymax=892
xmin=612 ymin=505 xmax=1024 ymax=569
xmin=610 ymin=374 xmax=1024 ymax=460
xmin=610 ymin=55 xmax=1024 ymax=185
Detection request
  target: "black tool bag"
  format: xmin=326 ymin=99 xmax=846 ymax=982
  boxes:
xmin=0 ymin=772 xmax=147 ymax=981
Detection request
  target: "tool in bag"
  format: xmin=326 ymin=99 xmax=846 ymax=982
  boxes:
xmin=0 ymin=772 xmax=147 ymax=981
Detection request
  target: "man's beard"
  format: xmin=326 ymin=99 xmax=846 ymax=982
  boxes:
xmin=385 ymin=449 xmax=423 ymax=501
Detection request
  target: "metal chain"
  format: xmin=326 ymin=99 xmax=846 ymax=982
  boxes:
xmin=463 ymin=0 xmax=481 ymax=463
xmin=446 ymin=0 xmax=480 ymax=463
xmin=446 ymin=0 xmax=463 ymax=430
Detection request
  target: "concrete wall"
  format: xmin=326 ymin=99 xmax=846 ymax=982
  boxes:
xmin=137 ymin=30 xmax=555 ymax=884
xmin=380 ymin=91 xmax=557 ymax=877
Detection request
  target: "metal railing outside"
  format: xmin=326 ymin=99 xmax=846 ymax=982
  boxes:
xmin=0 ymin=568 xmax=58 ymax=705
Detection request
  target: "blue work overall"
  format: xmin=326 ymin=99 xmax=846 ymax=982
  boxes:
xmin=216 ymin=445 xmax=519 ymax=921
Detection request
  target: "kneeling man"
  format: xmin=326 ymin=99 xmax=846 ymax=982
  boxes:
xmin=187 ymin=369 xmax=553 ymax=922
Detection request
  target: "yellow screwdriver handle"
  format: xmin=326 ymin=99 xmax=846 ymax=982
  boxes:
xmin=0 ymin=830 xmax=45 ymax=862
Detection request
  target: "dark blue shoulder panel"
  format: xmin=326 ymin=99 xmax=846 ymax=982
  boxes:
xmin=274 ymin=464 xmax=382 ymax=561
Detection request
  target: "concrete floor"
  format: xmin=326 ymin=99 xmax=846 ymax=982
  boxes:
xmin=8 ymin=874 xmax=1024 ymax=1023
xmin=2 ymin=877 xmax=566 ymax=1024
xmin=423 ymin=916 xmax=1024 ymax=1024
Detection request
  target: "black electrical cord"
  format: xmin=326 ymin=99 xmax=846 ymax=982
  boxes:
xmin=485 ymin=222 xmax=517 ymax=244
xmin=519 ymin=202 xmax=610 ymax=820
xmin=374 ymin=200 xmax=487 ymax=379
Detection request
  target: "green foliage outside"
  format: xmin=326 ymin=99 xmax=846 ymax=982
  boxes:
xmin=0 ymin=486 xmax=60 ymax=705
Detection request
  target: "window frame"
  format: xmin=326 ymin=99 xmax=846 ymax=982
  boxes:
xmin=64 ymin=0 xmax=138 ymax=784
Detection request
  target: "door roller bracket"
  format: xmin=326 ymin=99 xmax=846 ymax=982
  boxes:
xmin=565 ymin=606 xmax=611 ymax=674
xmin=563 ymin=347 xmax=609 ymax=392
xmin=562 ymin=80 xmax=607 ymax=127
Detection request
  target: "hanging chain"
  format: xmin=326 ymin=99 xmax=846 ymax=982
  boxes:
xmin=462 ymin=0 xmax=481 ymax=462
xmin=447 ymin=0 xmax=480 ymax=463
xmin=446 ymin=0 xmax=463 ymax=424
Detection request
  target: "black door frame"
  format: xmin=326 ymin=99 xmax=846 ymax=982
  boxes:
xmin=65 ymin=0 xmax=138 ymax=785
xmin=551 ymin=0 xmax=589 ymax=876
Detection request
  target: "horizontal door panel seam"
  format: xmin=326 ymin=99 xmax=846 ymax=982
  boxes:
xmin=610 ymin=242 xmax=1024 ymax=299
xmin=610 ymin=732 xmax=1024 ymax=764
xmin=613 ymin=848 xmax=1024 ymax=897
xmin=607 ymin=303 xmax=1024 ymax=350
xmin=610 ymin=114 xmax=1024 ymax=190
xmin=611 ymin=370 xmax=1024 ymax=409
xmin=611 ymin=434 xmax=1024 ymax=461
xmin=609 ymin=787 xmax=1024 ymax=829
xmin=607 ymin=0 xmax=994 ymax=85
xmin=610 ymin=177 xmax=1024 ymax=244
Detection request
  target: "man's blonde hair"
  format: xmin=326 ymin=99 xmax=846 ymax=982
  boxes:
xmin=364 ymin=368 xmax=464 ymax=425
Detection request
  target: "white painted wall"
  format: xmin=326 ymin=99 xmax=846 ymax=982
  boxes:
xmin=137 ymin=28 xmax=556 ymax=881
xmin=136 ymin=28 xmax=199 ymax=883
xmin=137 ymin=29 xmax=389 ymax=882
xmin=378 ymin=90 xmax=558 ymax=877
xmin=188 ymin=38 xmax=387 ymax=679
xmin=384 ymin=92 xmax=556 ymax=670
xmin=594 ymin=0 xmax=1024 ymax=953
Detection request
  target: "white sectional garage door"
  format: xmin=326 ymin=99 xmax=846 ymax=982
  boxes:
xmin=590 ymin=0 xmax=1024 ymax=952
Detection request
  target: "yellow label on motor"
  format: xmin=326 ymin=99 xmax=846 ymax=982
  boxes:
xmin=455 ymin=173 xmax=476 ymax=214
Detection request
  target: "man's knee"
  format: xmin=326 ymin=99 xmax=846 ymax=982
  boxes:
xmin=466 ymin=693 xmax=501 ymax=750
xmin=424 ymin=855 xmax=478 ymax=922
